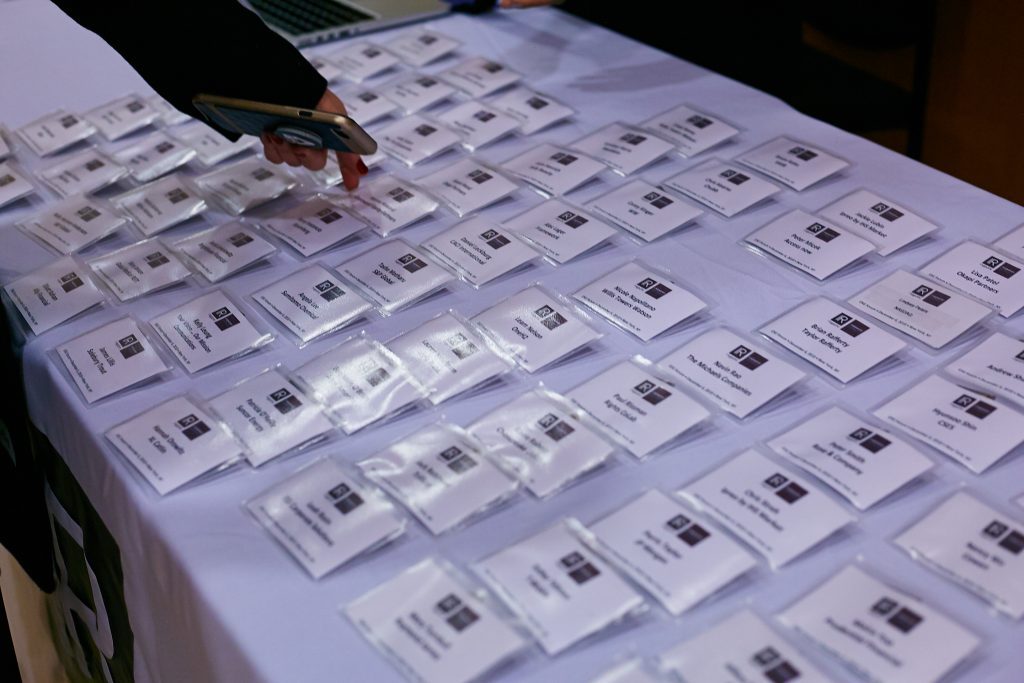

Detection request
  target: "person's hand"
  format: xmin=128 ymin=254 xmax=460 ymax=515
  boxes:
xmin=499 ymin=0 xmax=559 ymax=7
xmin=260 ymin=89 xmax=369 ymax=190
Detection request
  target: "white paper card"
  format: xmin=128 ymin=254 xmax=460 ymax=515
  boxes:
xmin=309 ymin=55 xmax=342 ymax=83
xmin=662 ymin=610 xmax=830 ymax=683
xmin=505 ymin=199 xmax=615 ymax=264
xmin=849 ymin=270 xmax=992 ymax=349
xmin=257 ymin=195 xmax=366 ymax=257
xmin=346 ymin=559 xmax=526 ymax=683
xmin=573 ymin=123 xmax=674 ymax=176
xmin=387 ymin=312 xmax=509 ymax=404
xmin=568 ymin=360 xmax=709 ymax=458
xmin=590 ymin=659 xmax=665 ymax=683
xmin=150 ymin=290 xmax=267 ymax=373
xmin=194 ymin=158 xmax=295 ymax=214
xmin=386 ymin=30 xmax=461 ymax=66
xmin=84 ymin=95 xmax=158 ymax=141
xmin=819 ymin=189 xmax=937 ymax=255
xmin=422 ymin=217 xmax=537 ymax=287
xmin=254 ymin=264 xmax=371 ymax=344
xmin=4 ymin=256 xmax=105 ymax=335
xmin=148 ymin=96 xmax=191 ymax=126
xmin=112 ymin=175 xmax=206 ymax=236
xmin=641 ymin=104 xmax=740 ymax=157
xmin=679 ymin=449 xmax=854 ymax=567
xmin=377 ymin=114 xmax=461 ymax=166
xmin=440 ymin=57 xmax=521 ymax=97
xmin=491 ymin=87 xmax=574 ymax=135
xmin=342 ymin=176 xmax=438 ymax=237
xmin=106 ymin=395 xmax=242 ymax=495
xmin=921 ymin=240 xmax=1024 ymax=317
xmin=332 ymin=42 xmax=400 ymax=82
xmin=338 ymin=239 xmax=453 ymax=314
xmin=473 ymin=285 xmax=600 ymax=373
xmin=778 ymin=565 xmax=980 ymax=683
xmin=767 ymin=406 xmax=933 ymax=510
xmin=470 ymin=390 xmax=613 ymax=498
xmin=737 ymin=137 xmax=848 ymax=191
xmin=587 ymin=180 xmax=701 ymax=242
xmin=417 ymin=158 xmax=519 ymax=217
xmin=247 ymin=458 xmax=403 ymax=577
xmin=503 ymin=143 xmax=605 ymax=197
xmin=380 ymin=73 xmax=455 ymax=113
xmin=587 ymin=490 xmax=756 ymax=615
xmin=38 ymin=149 xmax=126 ymax=198
xmin=174 ymin=223 xmax=276 ymax=283
xmin=17 ymin=110 xmax=96 ymax=156
xmin=660 ymin=328 xmax=805 ymax=419
xmin=437 ymin=101 xmax=519 ymax=151
xmin=873 ymin=373 xmax=1024 ymax=473
xmin=760 ymin=298 xmax=907 ymax=383
xmin=19 ymin=197 xmax=126 ymax=255
xmin=343 ymin=90 xmax=400 ymax=125
xmin=746 ymin=210 xmax=875 ymax=280
xmin=574 ymin=261 xmax=706 ymax=341
xmin=175 ymin=124 xmax=258 ymax=166
xmin=359 ymin=423 xmax=516 ymax=534
xmin=0 ymin=161 xmax=35 ymax=208
xmin=56 ymin=318 xmax=168 ymax=403
xmin=947 ymin=331 xmax=1024 ymax=405
xmin=663 ymin=159 xmax=781 ymax=217
xmin=88 ymin=238 xmax=190 ymax=301
xmin=475 ymin=522 xmax=645 ymax=655
xmin=896 ymin=492 xmax=1024 ymax=619
xmin=994 ymin=224 xmax=1024 ymax=257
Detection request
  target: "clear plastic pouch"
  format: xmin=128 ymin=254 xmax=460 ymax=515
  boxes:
xmin=18 ymin=196 xmax=128 ymax=259
xmin=341 ymin=88 xmax=400 ymax=126
xmin=416 ymin=158 xmax=521 ymax=218
xmin=308 ymin=54 xmax=343 ymax=83
xmin=378 ymin=72 xmax=456 ymax=114
xmin=586 ymin=179 xmax=702 ymax=243
xmin=736 ymin=136 xmax=851 ymax=191
xmin=490 ymin=86 xmax=575 ymax=135
xmin=329 ymin=41 xmax=400 ymax=82
xmin=16 ymin=109 xmax=97 ymax=156
xmin=339 ymin=175 xmax=439 ymax=238
xmin=661 ymin=158 xmax=781 ymax=218
xmin=37 ymin=147 xmax=128 ymax=198
xmin=376 ymin=113 xmax=462 ymax=167
xmin=0 ymin=159 xmax=38 ymax=209
xmin=817 ymin=188 xmax=940 ymax=256
xmin=640 ymin=102 xmax=741 ymax=157
xmin=437 ymin=101 xmax=521 ymax=152
xmin=384 ymin=30 xmax=461 ymax=67
xmin=571 ymin=122 xmax=676 ymax=176
xmin=111 ymin=174 xmax=207 ymax=237
xmin=256 ymin=193 xmax=368 ymax=257
xmin=501 ymin=142 xmax=606 ymax=197
xmin=439 ymin=57 xmax=522 ymax=97
xmin=84 ymin=93 xmax=160 ymax=141
xmin=174 ymin=124 xmax=259 ymax=166
xmin=112 ymin=130 xmax=197 ymax=183
xmin=194 ymin=156 xmax=297 ymax=214
xmin=3 ymin=255 xmax=107 ymax=336
xmin=421 ymin=215 xmax=542 ymax=288
xmin=335 ymin=238 xmax=455 ymax=315
xmin=87 ymin=237 xmax=192 ymax=302
xmin=172 ymin=222 xmax=277 ymax=283
xmin=502 ymin=198 xmax=617 ymax=265
xmin=148 ymin=95 xmax=192 ymax=127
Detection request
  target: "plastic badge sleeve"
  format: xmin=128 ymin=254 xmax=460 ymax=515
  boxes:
xmin=194 ymin=156 xmax=297 ymax=215
xmin=490 ymin=86 xmax=576 ymax=135
xmin=83 ymin=93 xmax=160 ymax=141
xmin=3 ymin=255 xmax=107 ymax=336
xmin=173 ymin=123 xmax=258 ymax=166
xmin=502 ymin=198 xmax=618 ymax=265
xmin=376 ymin=113 xmax=463 ymax=167
xmin=87 ymin=237 xmax=192 ymax=302
xmin=420 ymin=215 xmax=542 ymax=289
xmin=36 ymin=147 xmax=128 ymax=198
xmin=111 ymin=174 xmax=207 ymax=237
xmin=16 ymin=195 xmax=127 ymax=256
xmin=640 ymin=102 xmax=742 ymax=158
xmin=255 ymin=194 xmax=369 ymax=257
xmin=0 ymin=159 xmax=39 ymax=209
xmin=339 ymin=175 xmax=439 ymax=238
xmin=172 ymin=222 xmax=277 ymax=283
xmin=16 ymin=109 xmax=97 ymax=156
xmin=111 ymin=131 xmax=198 ymax=183
xmin=334 ymin=237 xmax=455 ymax=316
xmin=415 ymin=157 xmax=522 ymax=218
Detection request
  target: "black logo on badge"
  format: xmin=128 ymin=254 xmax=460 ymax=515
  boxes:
xmin=557 ymin=211 xmax=588 ymax=228
xmin=314 ymin=280 xmax=344 ymax=301
xmin=326 ymin=482 xmax=364 ymax=515
xmin=125 ymin=100 xmax=145 ymax=113
xmin=848 ymin=427 xmax=891 ymax=453
xmin=468 ymin=169 xmax=492 ymax=184
xmin=397 ymin=253 xmax=428 ymax=272
xmin=686 ymin=114 xmax=713 ymax=129
xmin=362 ymin=47 xmax=381 ymax=58
xmin=84 ymin=158 xmax=105 ymax=172
xmin=550 ymin=151 xmax=577 ymax=166
xmin=210 ymin=306 xmax=240 ymax=330
xmin=473 ymin=110 xmax=496 ymax=123
xmin=750 ymin=647 xmax=801 ymax=683
xmin=251 ymin=168 xmax=274 ymax=181
xmin=910 ymin=284 xmax=950 ymax=307
xmin=719 ymin=169 xmax=750 ymax=185
xmin=951 ymin=393 xmax=997 ymax=419
xmin=0 ymin=174 xmax=14 ymax=187
xmin=619 ymin=132 xmax=647 ymax=146
xmin=268 ymin=387 xmax=303 ymax=414
xmin=358 ymin=92 xmax=378 ymax=103
xmin=789 ymin=146 xmax=818 ymax=161
xmin=526 ymin=96 xmax=549 ymax=110
xmin=436 ymin=594 xmax=479 ymax=632
xmin=418 ymin=34 xmax=438 ymax=45
xmin=982 ymin=520 xmax=1024 ymax=555
xmin=59 ymin=114 xmax=78 ymax=128
xmin=176 ymin=414 xmax=210 ymax=440
xmin=439 ymin=445 xmax=478 ymax=474
xmin=633 ymin=380 xmax=672 ymax=405
xmin=636 ymin=277 xmax=672 ymax=299
xmin=534 ymin=304 xmax=567 ymax=330
xmin=446 ymin=332 xmax=479 ymax=360
xmin=829 ymin=312 xmax=870 ymax=337
xmin=481 ymin=229 xmax=510 ymax=249
xmin=665 ymin=514 xmax=710 ymax=546
xmin=763 ymin=473 xmax=808 ymax=504
xmin=414 ymin=124 xmax=437 ymax=137
xmin=228 ymin=232 xmax=253 ymax=248
xmin=364 ymin=365 xmax=390 ymax=387
xmin=165 ymin=188 xmax=189 ymax=204
xmin=871 ymin=597 xmax=923 ymax=633
xmin=417 ymin=77 xmax=438 ymax=88
xmin=981 ymin=255 xmax=1020 ymax=279
xmin=537 ymin=412 xmax=575 ymax=441
xmin=116 ymin=334 xmax=145 ymax=359
xmin=643 ymin=191 xmax=674 ymax=209
xmin=76 ymin=205 xmax=101 ymax=222
xmin=870 ymin=202 xmax=904 ymax=222
xmin=481 ymin=61 xmax=504 ymax=73
xmin=388 ymin=186 xmax=414 ymax=203
xmin=729 ymin=345 xmax=769 ymax=371
xmin=59 ymin=272 xmax=84 ymax=292
xmin=155 ymin=141 xmax=176 ymax=154
xmin=560 ymin=551 xmax=601 ymax=584
xmin=144 ymin=252 xmax=169 ymax=268
xmin=805 ymin=222 xmax=840 ymax=242
xmin=317 ymin=207 xmax=343 ymax=224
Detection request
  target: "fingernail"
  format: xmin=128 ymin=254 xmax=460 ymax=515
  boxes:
xmin=358 ymin=160 xmax=369 ymax=174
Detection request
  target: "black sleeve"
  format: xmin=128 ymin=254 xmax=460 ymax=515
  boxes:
xmin=50 ymin=0 xmax=328 ymax=139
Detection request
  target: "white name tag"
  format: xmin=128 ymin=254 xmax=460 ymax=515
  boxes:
xmin=88 ymin=238 xmax=190 ymax=302
xmin=343 ymin=89 xmax=400 ymax=125
xmin=574 ymin=260 xmax=706 ymax=341
xmin=19 ymin=197 xmax=126 ymax=255
xmin=767 ymin=406 xmax=933 ymax=510
xmin=502 ymin=143 xmax=605 ymax=197
xmin=194 ymin=157 xmax=296 ymax=214
xmin=417 ymin=158 xmax=520 ymax=217
xmin=378 ymin=114 xmax=461 ymax=166
xmin=778 ymin=565 xmax=980 ymax=683
xmin=247 ymin=457 xmax=404 ymax=578
xmin=591 ymin=659 xmax=664 ymax=683
xmin=16 ymin=109 xmax=97 ymax=156
xmin=760 ymin=298 xmax=907 ymax=383
xmin=342 ymin=176 xmax=438 ymax=238
xmin=473 ymin=285 xmax=601 ymax=373
xmin=253 ymin=264 xmax=370 ymax=345
xmin=585 ymin=490 xmax=756 ymax=616
xmin=148 ymin=96 xmax=191 ymax=126
xmin=436 ymin=101 xmax=520 ymax=151
xmin=359 ymin=423 xmax=516 ymax=534
xmin=385 ymin=30 xmax=461 ymax=67
xmin=422 ymin=217 xmax=538 ymax=287
xmin=663 ymin=159 xmax=781 ymax=217
xmin=678 ymin=449 xmax=854 ymax=567
xmin=84 ymin=94 xmax=158 ymax=141
xmin=380 ymin=73 xmax=456 ymax=113
xmin=587 ymin=180 xmax=701 ymax=242
xmin=641 ymin=104 xmax=740 ymax=157
xmin=745 ymin=209 xmax=874 ymax=280
xmin=470 ymin=389 xmax=613 ymax=498
xmin=572 ymin=123 xmax=674 ymax=176
xmin=0 ymin=161 xmax=36 ymax=209
xmin=38 ymin=149 xmax=126 ymax=198
xmin=921 ymin=240 xmax=1024 ymax=317
xmin=896 ymin=492 xmax=1024 ymax=619
xmin=149 ymin=290 xmax=268 ymax=373
xmin=309 ymin=55 xmax=342 ymax=83
xmin=737 ymin=137 xmax=849 ymax=191
xmin=504 ymin=199 xmax=616 ymax=264
xmin=174 ymin=124 xmax=258 ymax=166
xmin=112 ymin=132 xmax=197 ymax=184
xmin=947 ymin=331 xmax=1024 ymax=404
xmin=873 ymin=373 xmax=1024 ymax=473
xmin=338 ymin=239 xmax=453 ymax=314
xmin=491 ymin=86 xmax=575 ymax=135
xmin=440 ymin=57 xmax=521 ymax=97
xmin=56 ymin=317 xmax=168 ymax=403
xmin=661 ymin=610 xmax=831 ymax=683
xmin=848 ymin=270 xmax=992 ymax=349
xmin=474 ymin=522 xmax=645 ymax=655
xmin=112 ymin=175 xmax=206 ymax=237
xmin=994 ymin=223 xmax=1024 ymax=257
xmin=257 ymin=195 xmax=366 ymax=257
xmin=346 ymin=559 xmax=526 ymax=683
xmin=330 ymin=42 xmax=400 ymax=82
xmin=4 ymin=256 xmax=105 ymax=335
xmin=818 ymin=189 xmax=937 ymax=255
xmin=173 ymin=223 xmax=276 ymax=283
xmin=106 ymin=395 xmax=242 ymax=495
xmin=660 ymin=328 xmax=805 ymax=419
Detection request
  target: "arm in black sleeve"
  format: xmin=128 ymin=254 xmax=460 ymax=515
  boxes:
xmin=50 ymin=0 xmax=327 ymax=139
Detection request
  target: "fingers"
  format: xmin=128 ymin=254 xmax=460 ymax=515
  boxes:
xmin=338 ymin=151 xmax=368 ymax=190
xmin=261 ymin=132 xmax=329 ymax=171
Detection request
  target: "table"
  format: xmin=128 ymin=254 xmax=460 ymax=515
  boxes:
xmin=2 ymin=2 xmax=1023 ymax=682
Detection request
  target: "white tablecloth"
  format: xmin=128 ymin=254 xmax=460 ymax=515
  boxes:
xmin=2 ymin=2 xmax=1023 ymax=682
